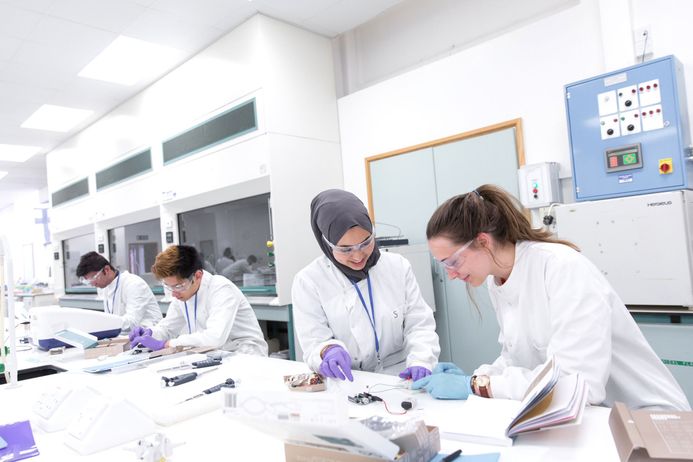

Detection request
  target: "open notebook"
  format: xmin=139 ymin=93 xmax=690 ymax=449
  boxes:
xmin=432 ymin=357 xmax=588 ymax=446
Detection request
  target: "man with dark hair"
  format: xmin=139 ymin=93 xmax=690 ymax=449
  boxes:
xmin=221 ymin=254 xmax=258 ymax=285
xmin=215 ymin=247 xmax=235 ymax=273
xmin=129 ymin=245 xmax=267 ymax=355
xmin=76 ymin=251 xmax=162 ymax=331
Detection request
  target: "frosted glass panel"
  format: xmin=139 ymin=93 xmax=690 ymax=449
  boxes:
xmin=433 ymin=127 xmax=520 ymax=203
xmin=369 ymin=148 xmax=438 ymax=244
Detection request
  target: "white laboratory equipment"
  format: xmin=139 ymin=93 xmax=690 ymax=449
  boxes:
xmin=30 ymin=306 xmax=122 ymax=350
xmin=517 ymin=162 xmax=562 ymax=209
xmin=554 ymin=190 xmax=693 ymax=307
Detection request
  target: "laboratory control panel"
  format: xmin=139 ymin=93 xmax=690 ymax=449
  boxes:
xmin=565 ymin=56 xmax=691 ymax=201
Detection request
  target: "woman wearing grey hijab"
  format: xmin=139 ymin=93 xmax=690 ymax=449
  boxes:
xmin=292 ymin=189 xmax=440 ymax=381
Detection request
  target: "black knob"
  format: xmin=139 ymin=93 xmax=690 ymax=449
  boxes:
xmin=607 ymin=128 xmax=614 ymax=135
xmin=627 ymin=124 xmax=634 ymax=131
xmin=625 ymin=100 xmax=632 ymax=107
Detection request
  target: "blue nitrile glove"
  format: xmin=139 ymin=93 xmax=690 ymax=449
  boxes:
xmin=399 ymin=366 xmax=431 ymax=381
xmin=319 ymin=345 xmax=354 ymax=381
xmin=130 ymin=335 xmax=166 ymax=351
xmin=128 ymin=326 xmax=152 ymax=342
xmin=432 ymin=362 xmax=465 ymax=375
xmin=411 ymin=373 xmax=473 ymax=400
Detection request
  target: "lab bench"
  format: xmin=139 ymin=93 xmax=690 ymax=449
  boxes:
xmin=0 ymin=345 xmax=621 ymax=461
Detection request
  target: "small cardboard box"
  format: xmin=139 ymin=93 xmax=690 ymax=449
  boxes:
xmin=609 ymin=401 xmax=693 ymax=461
xmin=283 ymin=426 xmax=440 ymax=462
xmin=83 ymin=337 xmax=130 ymax=359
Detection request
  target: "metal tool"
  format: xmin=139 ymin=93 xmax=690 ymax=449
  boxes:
xmin=160 ymin=367 xmax=219 ymax=387
xmin=177 ymin=378 xmax=237 ymax=404
xmin=156 ymin=358 xmax=221 ymax=373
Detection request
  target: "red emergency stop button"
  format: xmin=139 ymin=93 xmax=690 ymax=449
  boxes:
xmin=659 ymin=158 xmax=673 ymax=174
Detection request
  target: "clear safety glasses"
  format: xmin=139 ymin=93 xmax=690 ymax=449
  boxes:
xmin=79 ymin=267 xmax=105 ymax=285
xmin=322 ymin=233 xmax=375 ymax=255
xmin=439 ymin=240 xmax=473 ymax=271
xmin=162 ymin=275 xmax=195 ymax=292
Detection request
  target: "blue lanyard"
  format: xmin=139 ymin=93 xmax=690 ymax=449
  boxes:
xmin=184 ymin=293 xmax=198 ymax=334
xmin=105 ymin=272 xmax=120 ymax=314
xmin=352 ymin=276 xmax=379 ymax=354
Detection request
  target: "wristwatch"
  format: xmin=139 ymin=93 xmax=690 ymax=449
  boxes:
xmin=471 ymin=375 xmax=491 ymax=398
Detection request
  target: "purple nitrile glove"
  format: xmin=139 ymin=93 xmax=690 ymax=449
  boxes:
xmin=130 ymin=335 xmax=166 ymax=351
xmin=128 ymin=326 xmax=152 ymax=342
xmin=399 ymin=366 xmax=431 ymax=382
xmin=319 ymin=345 xmax=354 ymax=381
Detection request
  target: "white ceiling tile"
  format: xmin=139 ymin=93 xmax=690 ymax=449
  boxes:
xmin=46 ymin=0 xmax=147 ymax=34
xmin=26 ymin=15 xmax=117 ymax=49
xmin=0 ymin=4 xmax=44 ymax=40
xmin=0 ymin=35 xmax=22 ymax=60
xmin=0 ymin=0 xmax=57 ymax=14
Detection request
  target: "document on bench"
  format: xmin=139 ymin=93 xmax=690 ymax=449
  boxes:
xmin=429 ymin=357 xmax=588 ymax=446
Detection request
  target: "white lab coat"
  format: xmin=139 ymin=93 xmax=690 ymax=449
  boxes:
xmin=99 ymin=271 xmax=162 ymax=331
xmin=475 ymin=241 xmax=690 ymax=411
xmin=151 ymin=270 xmax=268 ymax=355
xmin=221 ymin=259 xmax=253 ymax=284
xmin=292 ymin=252 xmax=440 ymax=375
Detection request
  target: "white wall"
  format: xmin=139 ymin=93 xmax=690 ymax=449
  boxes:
xmin=337 ymin=0 xmax=607 ymax=204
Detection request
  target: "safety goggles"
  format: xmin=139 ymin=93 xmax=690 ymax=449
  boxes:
xmin=79 ymin=267 xmax=105 ymax=285
xmin=322 ymin=233 xmax=375 ymax=255
xmin=162 ymin=275 xmax=195 ymax=292
xmin=439 ymin=240 xmax=473 ymax=271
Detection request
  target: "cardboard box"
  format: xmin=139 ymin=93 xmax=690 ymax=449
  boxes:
xmin=283 ymin=426 xmax=440 ymax=462
xmin=83 ymin=337 xmax=130 ymax=359
xmin=609 ymin=402 xmax=693 ymax=461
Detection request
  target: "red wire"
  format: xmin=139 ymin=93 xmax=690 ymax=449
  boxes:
xmin=382 ymin=400 xmax=407 ymax=415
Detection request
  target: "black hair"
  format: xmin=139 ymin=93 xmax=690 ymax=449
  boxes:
xmin=76 ymin=251 xmax=113 ymax=277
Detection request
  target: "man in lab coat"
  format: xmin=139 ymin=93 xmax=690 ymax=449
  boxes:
xmin=76 ymin=251 xmax=162 ymax=331
xmin=129 ymin=245 xmax=268 ymax=355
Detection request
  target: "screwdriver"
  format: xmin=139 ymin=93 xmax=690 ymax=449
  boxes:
xmin=160 ymin=367 xmax=219 ymax=387
xmin=177 ymin=378 xmax=237 ymax=404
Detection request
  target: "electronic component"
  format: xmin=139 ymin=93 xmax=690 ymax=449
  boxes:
xmin=348 ymin=392 xmax=382 ymax=405
xmin=400 ymin=398 xmax=417 ymax=411
xmin=284 ymin=373 xmax=325 ymax=392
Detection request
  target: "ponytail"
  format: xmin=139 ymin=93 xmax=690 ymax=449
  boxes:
xmin=427 ymin=184 xmax=578 ymax=251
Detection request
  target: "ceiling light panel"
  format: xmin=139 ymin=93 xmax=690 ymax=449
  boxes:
xmin=21 ymin=104 xmax=94 ymax=132
xmin=0 ymin=144 xmax=42 ymax=162
xmin=78 ymin=35 xmax=185 ymax=86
